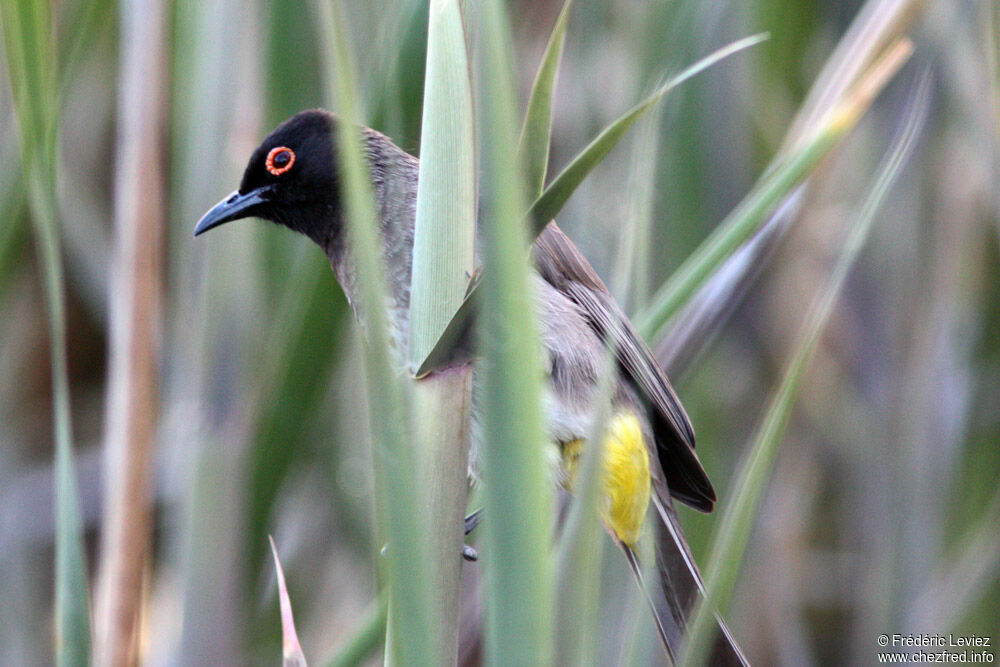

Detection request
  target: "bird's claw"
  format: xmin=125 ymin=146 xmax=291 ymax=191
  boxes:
xmin=465 ymin=508 xmax=482 ymax=536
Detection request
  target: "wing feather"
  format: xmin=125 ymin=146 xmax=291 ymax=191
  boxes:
xmin=532 ymin=221 xmax=716 ymax=511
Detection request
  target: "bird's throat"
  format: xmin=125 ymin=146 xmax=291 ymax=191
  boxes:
xmin=323 ymin=130 xmax=421 ymax=351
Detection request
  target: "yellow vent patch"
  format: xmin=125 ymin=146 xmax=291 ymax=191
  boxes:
xmin=563 ymin=412 xmax=651 ymax=548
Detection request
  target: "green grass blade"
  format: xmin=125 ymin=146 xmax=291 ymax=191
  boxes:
xmin=56 ymin=0 xmax=115 ymax=101
xmin=614 ymin=109 xmax=663 ymax=312
xmin=0 ymin=1 xmax=91 ymax=664
xmin=325 ymin=6 xmax=437 ymax=665
xmin=651 ymin=6 xmax=926 ymax=372
xmin=634 ymin=119 xmax=846 ymax=340
xmin=477 ymin=1 xmax=555 ymax=664
xmin=654 ymin=188 xmax=805 ymax=376
xmin=0 ymin=167 xmax=27 ymax=292
xmin=323 ymin=594 xmax=389 ymax=667
xmin=53 ymin=366 xmax=91 ymax=667
xmin=527 ymin=33 xmax=767 ymax=232
xmin=556 ymin=116 xmax=661 ymax=658
xmin=679 ymin=71 xmax=929 ymax=667
xmin=635 ymin=39 xmax=914 ymax=342
xmin=516 ymin=0 xmax=572 ymax=199
xmin=781 ymin=0 xmax=924 ymax=156
xmin=0 ymin=0 xmax=112 ymax=293
xmin=554 ymin=351 xmax=615 ymax=666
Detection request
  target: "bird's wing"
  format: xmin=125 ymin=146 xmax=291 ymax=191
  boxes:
xmin=531 ymin=221 xmax=716 ymax=512
xmin=533 ymin=221 xmax=746 ymax=663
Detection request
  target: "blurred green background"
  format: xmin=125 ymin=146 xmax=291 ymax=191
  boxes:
xmin=1 ymin=0 xmax=998 ymax=664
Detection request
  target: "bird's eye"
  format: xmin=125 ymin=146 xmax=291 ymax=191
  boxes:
xmin=265 ymin=146 xmax=295 ymax=176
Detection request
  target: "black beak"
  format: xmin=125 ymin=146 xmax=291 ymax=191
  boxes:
xmin=193 ymin=187 xmax=273 ymax=237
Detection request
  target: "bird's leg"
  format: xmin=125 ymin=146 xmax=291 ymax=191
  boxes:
xmin=381 ymin=509 xmax=483 ymax=561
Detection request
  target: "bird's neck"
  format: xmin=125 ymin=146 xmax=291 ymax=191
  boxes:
xmin=324 ymin=129 xmax=419 ymax=349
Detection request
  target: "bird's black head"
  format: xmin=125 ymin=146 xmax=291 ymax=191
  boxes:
xmin=194 ymin=109 xmax=341 ymax=246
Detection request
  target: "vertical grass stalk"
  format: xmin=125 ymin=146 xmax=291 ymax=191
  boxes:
xmin=554 ymin=351 xmax=616 ymax=666
xmin=0 ymin=1 xmax=91 ymax=663
xmin=92 ymin=0 xmax=166 ymax=663
xmin=326 ymin=5 xmax=438 ymax=665
xmin=406 ymin=5 xmax=476 ymax=655
xmin=477 ymin=1 xmax=555 ymax=664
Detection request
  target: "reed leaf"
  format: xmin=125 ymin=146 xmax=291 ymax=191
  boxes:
xmin=326 ymin=5 xmax=437 ymax=664
xmin=415 ymin=35 xmax=766 ymax=377
xmin=92 ymin=0 xmax=165 ymax=662
xmin=406 ymin=21 xmax=479 ymax=608
xmin=0 ymin=1 xmax=91 ymax=664
xmin=477 ymin=1 xmax=555 ymax=663
xmin=408 ymin=0 xmax=476 ymax=368
xmin=554 ymin=351 xmax=616 ymax=666
xmin=679 ymin=70 xmax=929 ymax=667
xmin=652 ymin=1 xmax=927 ymax=374
xmin=635 ymin=38 xmax=913 ymax=342
xmin=517 ymin=0 xmax=573 ymax=199
xmin=527 ymin=33 xmax=768 ymax=233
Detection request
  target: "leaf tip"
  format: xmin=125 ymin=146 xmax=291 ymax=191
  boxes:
xmin=269 ymin=536 xmax=308 ymax=666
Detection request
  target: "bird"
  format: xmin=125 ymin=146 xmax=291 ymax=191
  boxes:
xmin=195 ymin=108 xmax=747 ymax=665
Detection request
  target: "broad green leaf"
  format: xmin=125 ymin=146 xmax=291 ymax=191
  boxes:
xmin=527 ymin=33 xmax=768 ymax=232
xmin=408 ymin=0 xmax=476 ymax=368
xmin=407 ymin=3 xmax=476 ymax=661
xmin=679 ymin=71 xmax=929 ymax=667
xmin=517 ymin=0 xmax=573 ymax=198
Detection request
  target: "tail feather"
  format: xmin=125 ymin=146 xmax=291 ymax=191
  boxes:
xmin=619 ymin=492 xmax=749 ymax=666
xmin=622 ymin=545 xmax=678 ymax=665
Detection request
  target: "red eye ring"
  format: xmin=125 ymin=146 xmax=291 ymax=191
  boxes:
xmin=265 ymin=146 xmax=295 ymax=176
